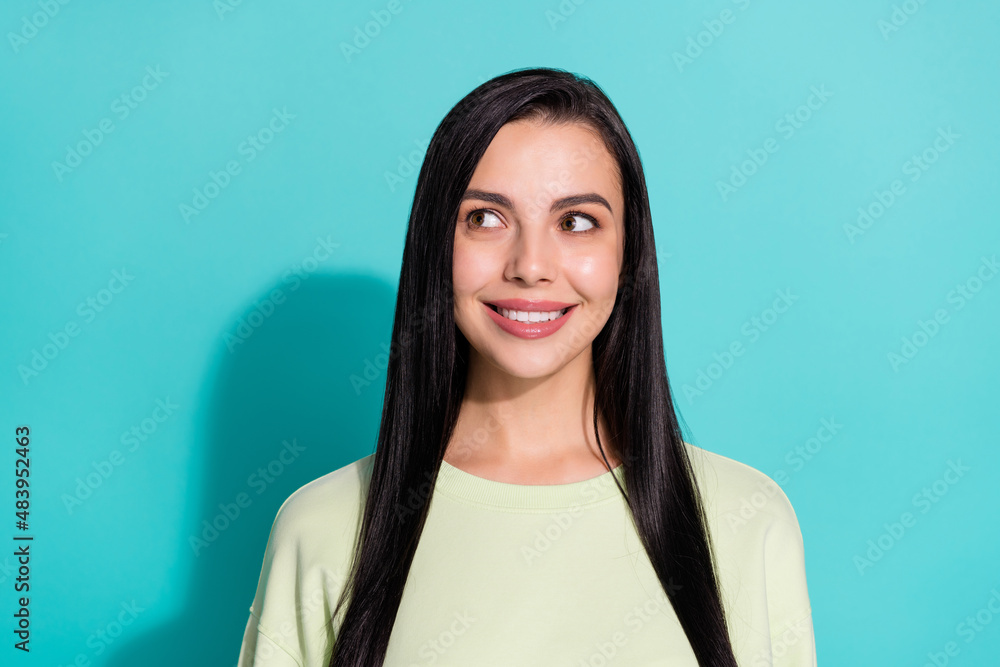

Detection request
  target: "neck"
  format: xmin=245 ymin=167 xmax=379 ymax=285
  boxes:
xmin=444 ymin=345 xmax=620 ymax=483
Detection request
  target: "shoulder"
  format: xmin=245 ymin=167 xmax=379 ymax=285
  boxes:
xmin=682 ymin=443 xmax=815 ymax=654
xmin=682 ymin=441 xmax=802 ymax=536
xmin=245 ymin=455 xmax=377 ymax=660
xmin=266 ymin=453 xmax=376 ymax=559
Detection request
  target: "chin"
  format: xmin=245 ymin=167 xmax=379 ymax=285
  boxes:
xmin=477 ymin=343 xmax=584 ymax=379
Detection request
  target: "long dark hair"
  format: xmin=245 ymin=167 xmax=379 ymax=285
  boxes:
xmin=326 ymin=67 xmax=738 ymax=666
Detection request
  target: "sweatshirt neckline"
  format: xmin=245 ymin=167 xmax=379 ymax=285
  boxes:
xmin=435 ymin=460 xmax=626 ymax=510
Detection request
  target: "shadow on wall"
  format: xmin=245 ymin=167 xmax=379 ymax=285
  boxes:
xmin=106 ymin=273 xmax=397 ymax=667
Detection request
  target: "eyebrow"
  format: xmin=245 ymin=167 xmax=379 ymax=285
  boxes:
xmin=461 ymin=189 xmax=614 ymax=215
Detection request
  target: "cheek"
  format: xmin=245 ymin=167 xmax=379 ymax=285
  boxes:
xmin=568 ymin=253 xmax=621 ymax=300
xmin=452 ymin=238 xmax=495 ymax=299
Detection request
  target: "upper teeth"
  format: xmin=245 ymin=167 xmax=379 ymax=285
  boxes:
xmin=496 ymin=306 xmax=568 ymax=323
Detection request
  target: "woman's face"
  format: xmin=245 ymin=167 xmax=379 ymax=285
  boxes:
xmin=453 ymin=118 xmax=625 ymax=379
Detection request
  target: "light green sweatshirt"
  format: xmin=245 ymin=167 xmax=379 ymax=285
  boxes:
xmin=238 ymin=443 xmax=815 ymax=666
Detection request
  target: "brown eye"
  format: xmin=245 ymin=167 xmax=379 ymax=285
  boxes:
xmin=467 ymin=209 xmax=502 ymax=228
xmin=559 ymin=213 xmax=596 ymax=232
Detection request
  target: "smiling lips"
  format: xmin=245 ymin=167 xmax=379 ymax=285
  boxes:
xmin=482 ymin=298 xmax=577 ymax=339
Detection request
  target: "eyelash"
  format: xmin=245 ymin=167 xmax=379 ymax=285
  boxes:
xmin=463 ymin=208 xmax=602 ymax=233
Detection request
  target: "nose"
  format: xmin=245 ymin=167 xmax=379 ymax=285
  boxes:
xmin=504 ymin=221 xmax=557 ymax=286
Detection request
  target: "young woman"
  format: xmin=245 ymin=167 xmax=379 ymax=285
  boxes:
xmin=238 ymin=67 xmax=816 ymax=666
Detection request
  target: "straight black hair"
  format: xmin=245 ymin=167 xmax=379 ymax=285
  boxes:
xmin=326 ymin=67 xmax=738 ymax=666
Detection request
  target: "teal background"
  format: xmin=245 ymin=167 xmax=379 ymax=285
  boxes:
xmin=2 ymin=0 xmax=998 ymax=664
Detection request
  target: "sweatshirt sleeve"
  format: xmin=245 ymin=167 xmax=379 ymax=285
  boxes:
xmin=237 ymin=493 xmax=309 ymax=667
xmin=238 ymin=608 xmax=304 ymax=667
xmin=237 ymin=457 xmax=373 ymax=666
xmin=764 ymin=488 xmax=817 ymax=666
xmin=238 ymin=479 xmax=347 ymax=667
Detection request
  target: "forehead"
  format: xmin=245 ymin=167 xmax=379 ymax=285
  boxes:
xmin=468 ymin=119 xmax=623 ymax=209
